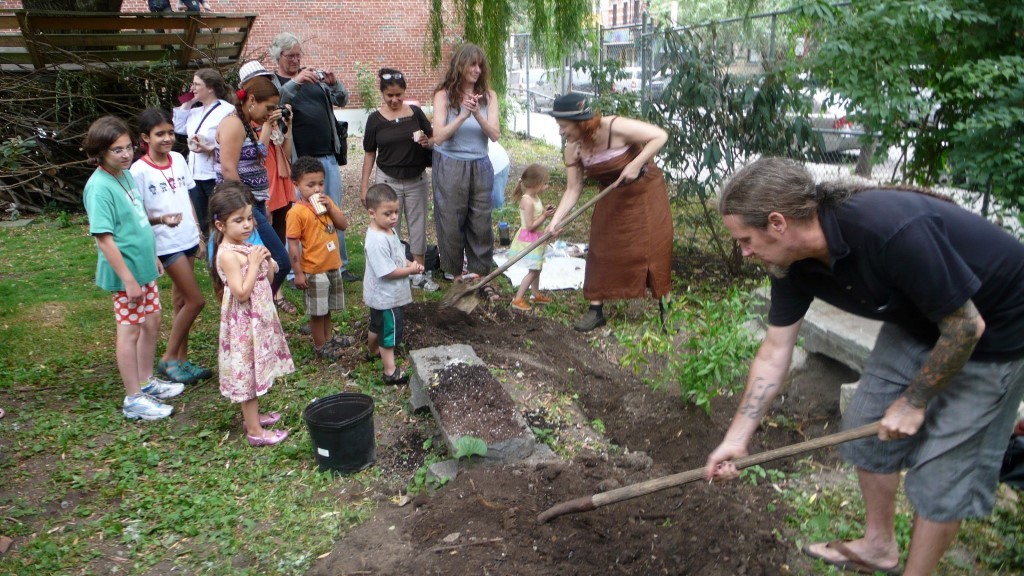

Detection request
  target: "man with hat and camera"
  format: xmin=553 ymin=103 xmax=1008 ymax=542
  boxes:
xmin=269 ymin=32 xmax=357 ymax=282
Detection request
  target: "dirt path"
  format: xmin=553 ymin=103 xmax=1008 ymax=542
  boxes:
xmin=308 ymin=302 xmax=841 ymax=575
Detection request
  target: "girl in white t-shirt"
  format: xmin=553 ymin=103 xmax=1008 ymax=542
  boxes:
xmin=131 ymin=108 xmax=211 ymax=385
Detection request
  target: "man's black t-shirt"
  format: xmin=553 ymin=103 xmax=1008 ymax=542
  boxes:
xmin=768 ymin=189 xmax=1024 ymax=361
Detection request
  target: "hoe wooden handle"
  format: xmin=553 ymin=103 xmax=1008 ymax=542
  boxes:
xmin=537 ymin=421 xmax=880 ymax=524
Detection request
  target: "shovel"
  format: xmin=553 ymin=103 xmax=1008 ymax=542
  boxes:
xmin=536 ymin=421 xmax=880 ymax=524
xmin=440 ymin=181 xmax=619 ymax=313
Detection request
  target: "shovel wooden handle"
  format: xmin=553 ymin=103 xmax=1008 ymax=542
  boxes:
xmin=464 ymin=181 xmax=620 ymax=293
xmin=536 ymin=421 xmax=880 ymax=524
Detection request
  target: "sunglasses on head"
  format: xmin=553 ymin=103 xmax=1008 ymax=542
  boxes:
xmin=380 ymin=73 xmax=403 ymax=80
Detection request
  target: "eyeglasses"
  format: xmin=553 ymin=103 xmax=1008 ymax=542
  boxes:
xmin=282 ymin=52 xmax=302 ymax=60
xmin=191 ymin=81 xmax=205 ymax=88
xmin=108 ymin=145 xmax=134 ymax=156
xmin=380 ymin=73 xmax=403 ymax=80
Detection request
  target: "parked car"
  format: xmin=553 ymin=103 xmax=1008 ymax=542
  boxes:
xmin=523 ymin=67 xmax=592 ymax=112
xmin=508 ymin=68 xmax=546 ymax=102
xmin=806 ymin=88 xmax=868 ymax=154
xmin=650 ymin=71 xmax=671 ymax=100
xmin=612 ymin=66 xmax=643 ymax=93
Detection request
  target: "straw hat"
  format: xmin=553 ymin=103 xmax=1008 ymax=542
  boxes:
xmin=239 ymin=61 xmax=274 ymax=83
xmin=548 ymin=93 xmax=594 ymax=121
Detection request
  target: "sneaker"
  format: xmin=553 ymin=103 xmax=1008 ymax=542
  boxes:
xmin=181 ymin=360 xmax=213 ymax=380
xmin=123 ymin=393 xmax=173 ymax=420
xmin=531 ymin=293 xmax=554 ymax=304
xmin=411 ymin=273 xmax=440 ymax=291
xmin=158 ymin=359 xmax=198 ymax=385
xmin=315 ymin=343 xmax=342 ymax=361
xmin=141 ymin=376 xmax=185 ymax=400
xmin=329 ymin=334 xmax=353 ymax=348
xmin=443 ymin=271 xmax=456 ymax=281
xmin=341 ymin=270 xmax=360 ymax=283
xmin=573 ymin=309 xmax=607 ymax=332
xmin=510 ymin=297 xmax=532 ymax=311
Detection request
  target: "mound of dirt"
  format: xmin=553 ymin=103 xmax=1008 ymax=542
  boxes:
xmin=308 ymin=301 xmax=840 ymax=575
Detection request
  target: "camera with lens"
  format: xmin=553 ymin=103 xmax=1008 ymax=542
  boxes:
xmin=314 ymin=69 xmax=326 ymax=82
xmin=276 ymin=104 xmax=290 ymax=134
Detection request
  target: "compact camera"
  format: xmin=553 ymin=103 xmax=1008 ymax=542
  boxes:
xmin=314 ymin=69 xmax=326 ymax=82
xmin=275 ymin=104 xmax=291 ymax=134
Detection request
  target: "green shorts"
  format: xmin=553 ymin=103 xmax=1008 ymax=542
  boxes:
xmin=368 ymin=307 xmax=404 ymax=349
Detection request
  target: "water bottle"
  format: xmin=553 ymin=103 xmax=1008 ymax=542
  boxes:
xmin=498 ymin=221 xmax=511 ymax=246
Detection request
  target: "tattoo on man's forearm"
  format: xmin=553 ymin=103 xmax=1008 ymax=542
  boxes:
xmin=738 ymin=377 xmax=778 ymax=421
xmin=904 ymin=300 xmax=982 ymax=408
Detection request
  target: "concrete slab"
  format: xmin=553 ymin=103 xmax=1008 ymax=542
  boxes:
xmin=408 ymin=344 xmax=536 ymax=465
xmin=800 ymin=300 xmax=881 ymax=373
xmin=0 ymin=218 xmax=34 ymax=229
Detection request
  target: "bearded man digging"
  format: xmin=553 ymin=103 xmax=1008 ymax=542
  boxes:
xmin=705 ymin=158 xmax=1024 ymax=575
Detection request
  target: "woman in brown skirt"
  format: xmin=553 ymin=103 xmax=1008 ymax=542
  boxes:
xmin=547 ymin=93 xmax=673 ymax=331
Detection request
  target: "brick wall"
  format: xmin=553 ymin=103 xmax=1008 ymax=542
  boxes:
xmin=1 ymin=0 xmax=450 ymax=108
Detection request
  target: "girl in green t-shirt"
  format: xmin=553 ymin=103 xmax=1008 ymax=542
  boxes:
xmin=83 ymin=116 xmax=184 ymax=421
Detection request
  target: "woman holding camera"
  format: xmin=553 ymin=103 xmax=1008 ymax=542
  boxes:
xmin=239 ymin=61 xmax=297 ymax=312
xmin=173 ymin=68 xmax=234 ymax=236
xmin=215 ymin=73 xmax=291 ymax=293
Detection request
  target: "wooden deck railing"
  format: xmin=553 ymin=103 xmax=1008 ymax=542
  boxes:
xmin=0 ymin=10 xmax=257 ymax=69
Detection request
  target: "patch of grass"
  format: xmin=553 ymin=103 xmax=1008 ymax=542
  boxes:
xmin=780 ymin=460 xmax=1024 ymax=575
xmin=0 ymin=220 xmax=409 ymax=574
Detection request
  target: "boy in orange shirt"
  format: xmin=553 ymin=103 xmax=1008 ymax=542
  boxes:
xmin=286 ymin=156 xmax=350 ymax=360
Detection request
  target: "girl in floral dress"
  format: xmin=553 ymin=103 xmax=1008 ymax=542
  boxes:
xmin=209 ymin=182 xmax=295 ymax=447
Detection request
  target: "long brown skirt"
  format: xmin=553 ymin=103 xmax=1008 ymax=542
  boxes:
xmin=584 ymin=164 xmax=673 ymax=301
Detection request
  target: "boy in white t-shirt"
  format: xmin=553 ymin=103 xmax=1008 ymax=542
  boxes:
xmin=362 ymin=183 xmax=423 ymax=384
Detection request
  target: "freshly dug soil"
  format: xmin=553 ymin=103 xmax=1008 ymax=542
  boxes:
xmin=430 ymin=363 xmax=524 ymax=443
xmin=308 ymin=300 xmax=842 ymax=575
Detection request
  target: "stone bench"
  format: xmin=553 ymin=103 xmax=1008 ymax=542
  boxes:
xmin=408 ymin=344 xmax=539 ymax=478
xmin=775 ymin=296 xmax=1023 ymax=419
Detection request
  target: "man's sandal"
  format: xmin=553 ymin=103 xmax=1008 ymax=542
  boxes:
xmin=801 ymin=541 xmax=901 ymax=575
xmin=479 ymin=284 xmax=501 ymax=302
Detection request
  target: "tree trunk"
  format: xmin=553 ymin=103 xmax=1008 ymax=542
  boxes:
xmin=854 ymin=140 xmax=877 ymax=178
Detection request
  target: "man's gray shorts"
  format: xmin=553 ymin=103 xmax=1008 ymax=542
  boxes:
xmin=841 ymin=323 xmax=1024 ymax=522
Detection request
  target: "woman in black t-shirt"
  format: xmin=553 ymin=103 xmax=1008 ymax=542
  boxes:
xmin=360 ymin=68 xmax=438 ymax=291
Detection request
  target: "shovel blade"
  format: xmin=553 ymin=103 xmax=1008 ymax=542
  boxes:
xmin=439 ymin=283 xmax=480 ymax=313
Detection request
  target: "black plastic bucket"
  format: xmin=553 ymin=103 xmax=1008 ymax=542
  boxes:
xmin=302 ymin=393 xmax=376 ymax=474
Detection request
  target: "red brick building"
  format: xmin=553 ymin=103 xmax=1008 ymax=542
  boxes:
xmin=0 ymin=0 xmax=444 ymax=107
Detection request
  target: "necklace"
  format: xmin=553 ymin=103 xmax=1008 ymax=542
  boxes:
xmin=142 ymin=153 xmax=177 ymax=192
xmin=99 ymin=166 xmax=135 ymax=203
xmin=319 ymin=213 xmax=335 ymax=234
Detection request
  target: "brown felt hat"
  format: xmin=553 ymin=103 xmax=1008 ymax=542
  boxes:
xmin=548 ymin=93 xmax=594 ymax=121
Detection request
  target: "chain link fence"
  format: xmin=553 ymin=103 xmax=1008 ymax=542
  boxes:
xmin=507 ymin=4 xmax=900 ymax=186
xmin=505 ymin=5 xmax=1019 ymax=240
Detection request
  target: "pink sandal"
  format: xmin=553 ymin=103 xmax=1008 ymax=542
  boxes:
xmin=246 ymin=429 xmax=289 ymax=447
xmin=241 ymin=412 xmax=282 ymax=432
